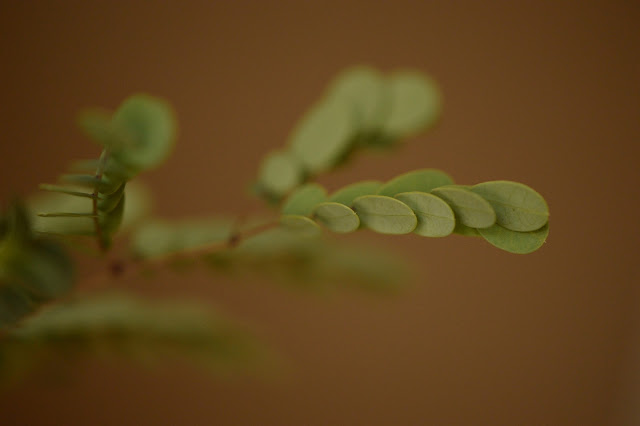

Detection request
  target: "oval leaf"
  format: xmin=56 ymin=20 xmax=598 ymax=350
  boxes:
xmin=478 ymin=223 xmax=549 ymax=254
xmin=289 ymin=98 xmax=356 ymax=173
xmin=329 ymin=181 xmax=383 ymax=207
xmin=257 ymin=150 xmax=304 ymax=198
xmin=326 ymin=66 xmax=389 ymax=133
xmin=111 ymin=94 xmax=177 ymax=171
xmin=279 ymin=215 xmax=321 ymax=237
xmin=394 ymin=192 xmax=455 ymax=237
xmin=312 ymin=202 xmax=360 ymax=233
xmin=432 ymin=186 xmax=496 ymax=228
xmin=281 ymin=183 xmax=327 ymax=216
xmin=377 ymin=169 xmax=454 ymax=197
xmin=352 ymin=195 xmax=417 ymax=235
xmin=470 ymin=181 xmax=549 ymax=232
xmin=383 ymin=71 xmax=441 ymax=138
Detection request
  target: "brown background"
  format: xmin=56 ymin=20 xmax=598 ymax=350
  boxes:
xmin=1 ymin=1 xmax=639 ymax=425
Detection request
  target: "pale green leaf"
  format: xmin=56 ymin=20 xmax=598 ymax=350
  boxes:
xmin=328 ymin=181 xmax=382 ymax=206
xmin=377 ymin=169 xmax=454 ymax=197
xmin=470 ymin=181 xmax=549 ymax=232
xmin=478 ymin=223 xmax=549 ymax=254
xmin=60 ymin=174 xmax=122 ymax=195
xmin=351 ymin=195 xmax=417 ymax=234
xmin=383 ymin=71 xmax=442 ymax=138
xmin=281 ymin=183 xmax=327 ymax=216
xmin=312 ymin=202 xmax=360 ymax=233
xmin=394 ymin=192 xmax=455 ymax=237
xmin=289 ymin=97 xmax=356 ymax=173
xmin=279 ymin=215 xmax=321 ymax=237
xmin=76 ymin=108 xmax=133 ymax=152
xmin=1 ymin=294 xmax=261 ymax=379
xmin=256 ymin=150 xmax=304 ymax=198
xmin=326 ymin=66 xmax=389 ymax=133
xmin=111 ymin=94 xmax=177 ymax=171
xmin=432 ymin=186 xmax=496 ymax=228
xmin=97 ymin=183 xmax=126 ymax=213
xmin=132 ymin=218 xmax=234 ymax=259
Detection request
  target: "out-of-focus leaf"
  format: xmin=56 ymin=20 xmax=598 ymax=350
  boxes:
xmin=256 ymin=150 xmax=304 ymax=199
xmin=289 ymin=97 xmax=357 ymax=173
xmin=328 ymin=181 xmax=382 ymax=207
xmin=0 ymin=293 xmax=263 ymax=382
xmin=279 ymin=215 xmax=321 ymax=237
xmin=377 ymin=169 xmax=454 ymax=197
xmin=382 ymin=70 xmax=442 ymax=138
xmin=215 ymin=228 xmax=408 ymax=292
xmin=110 ymin=94 xmax=177 ymax=171
xmin=326 ymin=66 xmax=389 ymax=133
xmin=131 ymin=218 xmax=234 ymax=259
xmin=281 ymin=183 xmax=327 ymax=216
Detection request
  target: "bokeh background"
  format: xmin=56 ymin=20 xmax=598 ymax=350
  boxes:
xmin=1 ymin=1 xmax=639 ymax=425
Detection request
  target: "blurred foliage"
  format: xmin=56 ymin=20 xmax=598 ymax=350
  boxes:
xmin=0 ymin=65 xmax=550 ymax=387
xmin=0 ymin=202 xmax=74 ymax=331
xmin=255 ymin=66 xmax=442 ymax=201
xmin=0 ymin=293 xmax=262 ymax=384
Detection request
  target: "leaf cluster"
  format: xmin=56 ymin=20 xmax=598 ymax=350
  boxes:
xmin=0 ymin=294 xmax=261 ymax=383
xmin=278 ymin=169 xmax=550 ymax=254
xmin=39 ymin=95 xmax=176 ymax=250
xmin=255 ymin=66 xmax=441 ymax=201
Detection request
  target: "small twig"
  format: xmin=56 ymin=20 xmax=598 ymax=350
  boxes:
xmin=92 ymin=150 xmax=110 ymax=253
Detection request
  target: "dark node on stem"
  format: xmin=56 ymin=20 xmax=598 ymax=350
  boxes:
xmin=109 ymin=259 xmax=125 ymax=278
xmin=227 ymin=232 xmax=241 ymax=248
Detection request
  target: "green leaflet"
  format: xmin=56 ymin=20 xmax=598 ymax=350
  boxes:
xmin=382 ymin=70 xmax=442 ymax=138
xmin=312 ymin=202 xmax=360 ymax=233
xmin=279 ymin=215 xmax=321 ymax=237
xmin=256 ymin=150 xmax=304 ymax=199
xmin=478 ymin=223 xmax=549 ymax=254
xmin=377 ymin=169 xmax=454 ymax=197
xmin=132 ymin=218 xmax=235 ymax=259
xmin=394 ymin=192 xmax=455 ymax=237
xmin=77 ymin=108 xmax=128 ymax=151
xmin=351 ymin=195 xmax=417 ymax=235
xmin=329 ymin=181 xmax=383 ymax=206
xmin=431 ymin=186 xmax=496 ymax=228
xmin=110 ymin=94 xmax=177 ymax=171
xmin=326 ymin=66 xmax=389 ymax=133
xmin=470 ymin=181 xmax=549 ymax=232
xmin=289 ymin=97 xmax=357 ymax=173
xmin=281 ymin=183 xmax=327 ymax=216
